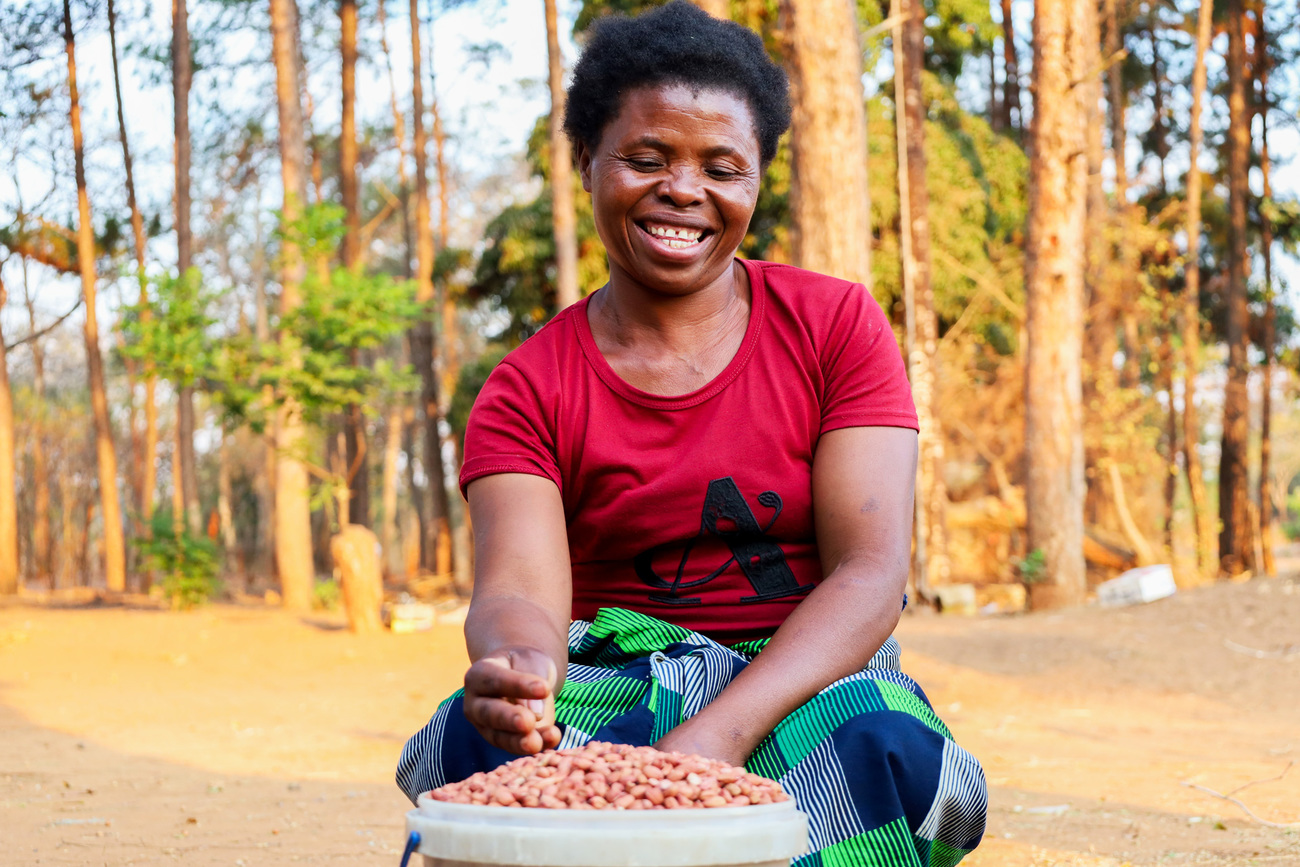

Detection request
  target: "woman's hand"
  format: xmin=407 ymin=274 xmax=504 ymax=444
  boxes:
xmin=653 ymin=715 xmax=750 ymax=768
xmin=463 ymin=646 xmax=563 ymax=755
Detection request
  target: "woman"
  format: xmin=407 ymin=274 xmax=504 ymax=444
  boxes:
xmin=398 ymin=3 xmax=986 ymax=864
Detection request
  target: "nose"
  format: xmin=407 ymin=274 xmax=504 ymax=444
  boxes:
xmin=655 ymin=164 xmax=705 ymax=207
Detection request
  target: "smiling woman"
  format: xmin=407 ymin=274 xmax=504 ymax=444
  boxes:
xmin=397 ymin=3 xmax=987 ymax=865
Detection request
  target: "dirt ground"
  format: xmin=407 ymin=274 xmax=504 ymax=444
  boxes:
xmin=3 ymin=557 xmax=1299 ymax=867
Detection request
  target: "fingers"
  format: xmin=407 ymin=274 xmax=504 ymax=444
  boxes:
xmin=466 ymin=657 xmax=551 ymax=702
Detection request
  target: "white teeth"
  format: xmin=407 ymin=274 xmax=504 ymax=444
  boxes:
xmin=646 ymin=224 xmax=702 ymax=243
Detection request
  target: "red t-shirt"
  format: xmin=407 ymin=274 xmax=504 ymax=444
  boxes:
xmin=460 ymin=259 xmax=918 ymax=643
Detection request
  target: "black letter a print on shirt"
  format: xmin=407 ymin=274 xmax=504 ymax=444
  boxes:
xmin=633 ymin=477 xmax=815 ymax=605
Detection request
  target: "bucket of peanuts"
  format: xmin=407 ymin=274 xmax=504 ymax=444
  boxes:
xmin=403 ymin=742 xmax=808 ymax=867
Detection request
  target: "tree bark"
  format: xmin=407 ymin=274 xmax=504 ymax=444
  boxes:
xmin=23 ymin=277 xmax=52 ymax=586
xmin=270 ymin=0 xmax=317 ymax=610
xmin=173 ymin=0 xmax=200 ymax=537
xmin=1024 ymin=0 xmax=1089 ymax=609
xmin=64 ymin=0 xmax=127 ymax=592
xmin=108 ymin=0 xmax=157 ymax=525
xmin=381 ymin=404 xmax=403 ymax=579
xmin=999 ymin=0 xmax=1020 ymax=131
xmin=544 ymin=0 xmax=580 ymax=310
xmin=1181 ymin=0 xmax=1214 ymax=576
xmin=252 ymin=200 xmax=276 ymax=583
xmin=780 ymin=0 xmax=872 ymax=290
xmin=0 ymin=275 xmax=19 ymax=595
xmin=1258 ymin=17 xmax=1275 ymax=578
xmin=1148 ymin=20 xmax=1168 ymax=197
xmin=691 ymin=0 xmax=728 ymax=18
xmin=894 ymin=0 xmax=948 ymax=597
xmin=410 ymin=0 xmax=452 ymax=577
xmin=339 ymin=0 xmax=370 ymax=528
xmin=1219 ymin=0 xmax=1252 ymax=578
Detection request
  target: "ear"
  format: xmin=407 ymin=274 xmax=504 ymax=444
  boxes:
xmin=575 ymin=141 xmax=594 ymax=193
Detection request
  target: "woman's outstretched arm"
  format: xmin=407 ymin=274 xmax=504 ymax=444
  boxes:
xmin=654 ymin=425 xmax=917 ymax=765
xmin=462 ymin=472 xmax=573 ymax=755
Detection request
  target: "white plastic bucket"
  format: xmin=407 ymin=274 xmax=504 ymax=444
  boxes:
xmin=405 ymin=791 xmax=809 ymax=867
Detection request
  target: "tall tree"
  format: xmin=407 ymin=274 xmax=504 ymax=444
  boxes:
xmin=409 ymin=0 xmax=453 ymax=576
xmin=544 ymin=0 xmax=579 ymax=310
xmin=1257 ymin=12 xmax=1275 ymax=578
xmin=1024 ymin=0 xmax=1089 ymax=608
xmin=1218 ymin=0 xmax=1252 ymax=577
xmin=999 ymin=0 xmax=1020 ymax=131
xmin=1181 ymin=0 xmax=1214 ymax=575
xmin=173 ymin=0 xmax=200 ymax=535
xmin=340 ymin=0 xmax=369 ymax=527
xmin=63 ymin=0 xmax=127 ymax=592
xmin=894 ymin=0 xmax=949 ymax=598
xmin=270 ymin=0 xmax=317 ymax=609
xmin=108 ymin=0 xmax=157 ymax=526
xmin=22 ymin=274 xmax=52 ymax=586
xmin=0 ymin=271 xmax=18 ymax=595
xmin=780 ymin=0 xmax=872 ymax=290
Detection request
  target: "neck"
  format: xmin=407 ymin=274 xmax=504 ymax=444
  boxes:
xmin=592 ymin=259 xmax=750 ymax=350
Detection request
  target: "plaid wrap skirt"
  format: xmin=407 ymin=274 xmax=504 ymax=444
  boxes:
xmin=397 ymin=608 xmax=986 ymax=866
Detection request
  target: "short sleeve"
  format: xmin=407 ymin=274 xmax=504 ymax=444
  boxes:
xmin=459 ymin=360 xmax=563 ymax=498
xmin=819 ymin=284 xmax=919 ymax=434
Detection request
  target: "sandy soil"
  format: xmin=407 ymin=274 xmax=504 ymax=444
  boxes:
xmin=2 ymin=565 xmax=1299 ymax=866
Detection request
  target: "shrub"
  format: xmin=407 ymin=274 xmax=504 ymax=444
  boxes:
xmin=137 ymin=512 xmax=222 ymax=610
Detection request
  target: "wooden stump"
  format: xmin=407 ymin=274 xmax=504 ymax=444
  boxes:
xmin=331 ymin=524 xmax=384 ymax=634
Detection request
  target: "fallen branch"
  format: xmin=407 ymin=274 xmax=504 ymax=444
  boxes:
xmin=1223 ymin=639 xmax=1300 ymax=660
xmin=1181 ymin=763 xmax=1300 ymax=828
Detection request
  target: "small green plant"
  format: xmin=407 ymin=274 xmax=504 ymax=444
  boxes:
xmin=313 ymin=578 xmax=341 ymax=612
xmin=137 ymin=511 xmax=222 ymax=610
xmin=1017 ymin=548 xmax=1047 ymax=585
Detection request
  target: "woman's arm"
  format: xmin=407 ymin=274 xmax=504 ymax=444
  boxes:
xmin=462 ymin=473 xmax=573 ymax=755
xmin=654 ymin=426 xmax=917 ymax=765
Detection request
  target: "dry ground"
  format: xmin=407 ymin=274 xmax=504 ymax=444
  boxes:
xmin=2 ymin=563 xmax=1299 ymax=866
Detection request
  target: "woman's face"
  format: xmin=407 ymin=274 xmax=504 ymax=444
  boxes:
xmin=577 ymin=84 xmax=762 ymax=298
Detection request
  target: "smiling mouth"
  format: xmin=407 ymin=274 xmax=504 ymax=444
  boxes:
xmin=640 ymin=222 xmax=709 ymax=250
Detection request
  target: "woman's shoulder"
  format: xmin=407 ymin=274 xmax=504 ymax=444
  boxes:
xmin=746 ymin=259 xmax=884 ymax=333
xmin=492 ymin=301 xmax=589 ymax=382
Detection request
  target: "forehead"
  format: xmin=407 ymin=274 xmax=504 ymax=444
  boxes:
xmin=601 ymin=84 xmax=760 ymax=155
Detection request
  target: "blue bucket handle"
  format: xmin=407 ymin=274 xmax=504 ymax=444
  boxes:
xmin=399 ymin=831 xmax=421 ymax=867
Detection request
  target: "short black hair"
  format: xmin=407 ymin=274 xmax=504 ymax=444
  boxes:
xmin=563 ymin=0 xmax=791 ymax=167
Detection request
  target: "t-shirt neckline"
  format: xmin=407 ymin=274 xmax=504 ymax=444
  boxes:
xmin=573 ymin=258 xmax=766 ymax=410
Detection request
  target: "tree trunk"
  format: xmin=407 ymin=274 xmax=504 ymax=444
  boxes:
xmin=108 ymin=0 xmax=157 ymax=525
xmin=381 ymin=404 xmax=403 ymax=580
xmin=1000 ymin=0 xmax=1020 ymax=132
xmin=1258 ymin=18 xmax=1275 ymax=578
xmin=0 ymin=276 xmax=19 ymax=595
xmin=1024 ymin=0 xmax=1088 ymax=609
xmin=339 ymin=0 xmax=370 ymax=528
xmin=780 ymin=0 xmax=871 ymax=290
xmin=173 ymin=0 xmax=200 ymax=537
xmin=23 ymin=278 xmax=52 ymax=587
xmin=544 ymin=0 xmax=580 ymax=310
xmin=1148 ymin=21 xmax=1168 ymax=197
xmin=271 ymin=0 xmax=316 ymax=611
xmin=1181 ymin=0 xmax=1214 ymax=576
xmin=64 ymin=0 xmax=127 ymax=593
xmin=1105 ymin=0 xmax=1140 ymax=392
xmin=894 ymin=0 xmax=948 ymax=597
xmin=252 ymin=202 xmax=276 ymax=583
xmin=217 ymin=421 xmax=237 ymax=582
xmin=410 ymin=0 xmax=452 ymax=577
xmin=1219 ymin=0 xmax=1252 ymax=578
xmin=691 ymin=0 xmax=728 ymax=18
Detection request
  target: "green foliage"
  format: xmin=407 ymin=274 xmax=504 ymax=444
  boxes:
xmin=1017 ymin=549 xmax=1047 ymax=585
xmin=1262 ymin=197 xmax=1300 ymax=255
xmin=869 ymin=75 xmax=1029 ymax=346
xmin=137 ymin=512 xmax=222 ymax=610
xmin=215 ymin=204 xmax=422 ymax=430
xmin=449 ymin=343 xmax=512 ymax=441
xmin=313 ymin=578 xmax=341 ymax=612
xmin=119 ymin=267 xmax=218 ymax=388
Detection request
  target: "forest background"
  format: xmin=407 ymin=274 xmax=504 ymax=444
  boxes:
xmin=0 ymin=0 xmax=1298 ymax=620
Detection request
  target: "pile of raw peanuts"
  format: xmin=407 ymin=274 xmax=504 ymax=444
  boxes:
xmin=428 ymin=742 xmax=789 ymax=810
